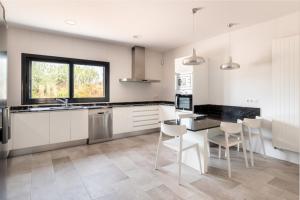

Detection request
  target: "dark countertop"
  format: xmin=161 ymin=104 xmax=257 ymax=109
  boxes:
xmin=10 ymin=101 xmax=174 ymax=113
xmin=194 ymin=104 xmax=260 ymax=122
xmin=164 ymin=117 xmax=221 ymax=132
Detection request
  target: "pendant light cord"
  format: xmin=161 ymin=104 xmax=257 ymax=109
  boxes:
xmin=228 ymin=23 xmax=231 ymax=58
xmin=191 ymin=8 xmax=202 ymax=49
xmin=227 ymin=23 xmax=238 ymax=59
xmin=193 ymin=12 xmax=195 ymax=39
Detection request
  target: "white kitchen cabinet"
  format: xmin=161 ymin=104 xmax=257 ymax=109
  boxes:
xmin=159 ymin=105 xmax=176 ymax=121
xmin=132 ymin=106 xmax=160 ymax=131
xmin=113 ymin=107 xmax=133 ymax=134
xmin=50 ymin=111 xmax=70 ymax=144
xmin=70 ymin=110 xmax=88 ymax=140
xmin=113 ymin=105 xmax=161 ymax=134
xmin=11 ymin=109 xmax=89 ymax=150
xmin=11 ymin=112 xmax=50 ymax=149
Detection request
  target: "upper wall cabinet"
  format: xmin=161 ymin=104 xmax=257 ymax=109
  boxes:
xmin=272 ymin=35 xmax=300 ymax=153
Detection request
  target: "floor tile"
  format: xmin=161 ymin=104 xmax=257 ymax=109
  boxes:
xmin=268 ymin=177 xmax=299 ymax=195
xmin=147 ymin=184 xmax=183 ymax=200
xmin=2 ymin=133 xmax=299 ymax=200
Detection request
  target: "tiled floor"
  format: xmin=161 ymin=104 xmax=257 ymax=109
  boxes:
xmin=1 ymin=133 xmax=299 ymax=200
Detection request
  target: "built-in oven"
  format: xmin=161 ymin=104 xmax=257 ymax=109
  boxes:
xmin=175 ymin=94 xmax=193 ymax=111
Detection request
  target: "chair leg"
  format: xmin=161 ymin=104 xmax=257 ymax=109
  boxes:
xmin=237 ymin=143 xmax=240 ymax=152
xmin=178 ymin=150 xmax=182 ymax=185
xmin=155 ymin=134 xmax=162 ymax=170
xmin=196 ymin=145 xmax=202 ymax=174
xmin=218 ymin=145 xmax=221 ymax=159
xmin=178 ymin=136 xmax=183 ymax=185
xmin=241 ymin=140 xmax=249 ymax=168
xmin=225 ymin=146 xmax=231 ymax=178
xmin=207 ymin=141 xmax=211 ymax=158
xmin=259 ymin=129 xmax=266 ymax=158
xmin=249 ymin=140 xmax=254 ymax=167
xmin=248 ymin=128 xmax=254 ymax=166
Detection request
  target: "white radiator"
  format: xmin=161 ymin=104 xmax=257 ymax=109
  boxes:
xmin=272 ymin=35 xmax=300 ymax=153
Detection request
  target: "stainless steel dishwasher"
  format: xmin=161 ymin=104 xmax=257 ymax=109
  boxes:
xmin=88 ymin=107 xmax=112 ymax=144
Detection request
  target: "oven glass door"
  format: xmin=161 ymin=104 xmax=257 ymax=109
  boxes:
xmin=176 ymin=95 xmax=192 ymax=111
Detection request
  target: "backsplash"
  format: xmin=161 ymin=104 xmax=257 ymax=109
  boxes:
xmin=194 ymin=104 xmax=260 ymax=122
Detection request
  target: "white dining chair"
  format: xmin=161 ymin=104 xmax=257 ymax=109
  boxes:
xmin=155 ymin=122 xmax=202 ymax=185
xmin=176 ymin=113 xmax=211 ymax=158
xmin=208 ymin=122 xmax=248 ymax=178
xmin=241 ymin=117 xmax=266 ymax=166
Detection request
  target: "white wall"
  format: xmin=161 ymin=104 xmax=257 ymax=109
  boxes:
xmin=7 ymin=27 xmax=163 ymax=106
xmin=162 ymin=12 xmax=300 ymax=164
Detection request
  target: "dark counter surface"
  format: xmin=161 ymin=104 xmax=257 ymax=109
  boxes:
xmin=163 ymin=117 xmax=221 ymax=132
xmin=194 ymin=104 xmax=260 ymax=122
xmin=10 ymin=101 xmax=174 ymax=113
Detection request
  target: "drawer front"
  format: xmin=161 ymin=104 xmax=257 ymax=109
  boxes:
xmin=132 ymin=111 xmax=159 ymax=117
xmin=132 ymin=106 xmax=160 ymax=131
xmin=133 ymin=123 xmax=160 ymax=131
xmin=133 ymin=119 xmax=159 ymax=127
xmin=132 ymin=106 xmax=159 ymax=112
xmin=132 ymin=115 xmax=159 ymax=121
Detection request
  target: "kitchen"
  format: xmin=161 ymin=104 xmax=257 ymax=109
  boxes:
xmin=0 ymin=1 xmax=299 ymax=200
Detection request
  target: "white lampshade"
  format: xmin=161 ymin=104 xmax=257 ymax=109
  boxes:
xmin=220 ymin=56 xmax=240 ymax=70
xmin=182 ymin=48 xmax=205 ymax=65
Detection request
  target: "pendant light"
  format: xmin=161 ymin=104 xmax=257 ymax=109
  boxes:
xmin=182 ymin=7 xmax=205 ymax=66
xmin=0 ymin=1 xmax=8 ymax=28
xmin=220 ymin=23 xmax=240 ymax=70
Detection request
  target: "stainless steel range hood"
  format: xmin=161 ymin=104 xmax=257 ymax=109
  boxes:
xmin=119 ymin=46 xmax=160 ymax=83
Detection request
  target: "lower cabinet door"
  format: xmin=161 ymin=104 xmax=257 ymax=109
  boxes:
xmin=70 ymin=110 xmax=88 ymax=140
xmin=113 ymin=107 xmax=133 ymax=134
xmin=49 ymin=111 xmax=70 ymax=144
xmin=12 ymin=112 xmax=50 ymax=150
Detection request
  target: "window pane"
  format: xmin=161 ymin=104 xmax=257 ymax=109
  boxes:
xmin=74 ymin=64 xmax=104 ymax=98
xmin=31 ymin=61 xmax=69 ymax=99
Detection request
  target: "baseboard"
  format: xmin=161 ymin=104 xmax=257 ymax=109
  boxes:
xmin=112 ymin=128 xmax=160 ymax=140
xmin=8 ymin=128 xmax=160 ymax=157
xmin=9 ymin=139 xmax=87 ymax=157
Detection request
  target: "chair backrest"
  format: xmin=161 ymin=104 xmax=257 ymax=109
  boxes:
xmin=243 ymin=117 xmax=262 ymax=129
xmin=161 ymin=123 xmax=186 ymax=137
xmin=220 ymin=122 xmax=242 ymax=135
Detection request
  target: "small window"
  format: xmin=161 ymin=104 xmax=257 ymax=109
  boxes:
xmin=22 ymin=54 xmax=110 ymax=104
xmin=73 ymin=64 xmax=104 ymax=98
xmin=31 ymin=61 xmax=70 ymax=99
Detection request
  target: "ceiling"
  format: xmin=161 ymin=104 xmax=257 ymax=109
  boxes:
xmin=1 ymin=0 xmax=300 ymax=51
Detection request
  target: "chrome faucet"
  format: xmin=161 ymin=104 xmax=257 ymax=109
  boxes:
xmin=56 ymin=98 xmax=69 ymax=107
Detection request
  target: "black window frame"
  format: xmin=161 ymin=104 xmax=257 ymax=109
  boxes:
xmin=22 ymin=53 xmax=110 ymax=105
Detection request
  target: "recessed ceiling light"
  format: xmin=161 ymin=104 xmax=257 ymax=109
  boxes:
xmin=65 ymin=19 xmax=76 ymax=25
